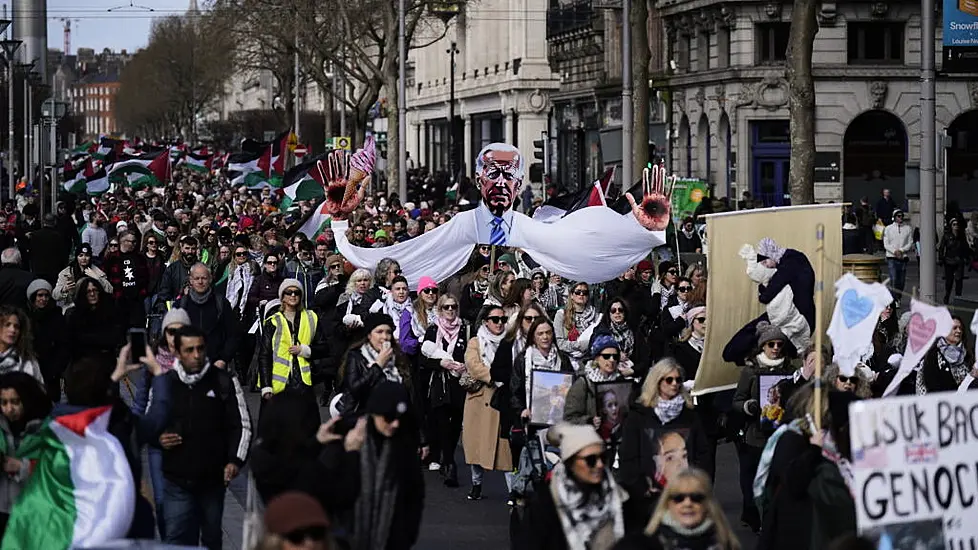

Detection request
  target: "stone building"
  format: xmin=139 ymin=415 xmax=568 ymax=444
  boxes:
xmin=657 ymin=0 xmax=977 ymax=213
xmin=405 ymin=0 xmax=560 ymax=185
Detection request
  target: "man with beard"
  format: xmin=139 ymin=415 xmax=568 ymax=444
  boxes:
xmin=103 ymin=230 xmax=150 ymax=327
xmin=159 ymin=236 xmax=199 ymax=300
xmin=326 ymin=143 xmax=673 ymax=286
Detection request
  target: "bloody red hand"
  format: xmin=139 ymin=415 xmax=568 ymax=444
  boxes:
xmin=317 ymin=150 xmax=366 ymax=219
xmin=626 ymin=164 xmax=674 ymax=231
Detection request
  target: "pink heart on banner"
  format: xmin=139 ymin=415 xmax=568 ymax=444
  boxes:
xmin=908 ymin=313 xmax=937 ymax=354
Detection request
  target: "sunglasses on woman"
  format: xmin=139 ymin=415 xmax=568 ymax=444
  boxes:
xmin=837 ymin=375 xmax=858 ymax=384
xmin=599 ymin=353 xmax=620 ymax=361
xmin=283 ymin=289 xmax=302 ymax=297
xmin=234 ymin=251 xmax=248 ymax=257
xmin=572 ymin=289 xmax=589 ymax=296
xmin=610 ymin=307 xmax=625 ymax=314
xmin=441 ymin=304 xmax=458 ymax=311
xmin=486 ymin=316 xmax=506 ymax=324
xmin=677 ymin=285 xmax=692 ymax=292
xmin=577 ymin=453 xmax=603 ymax=468
xmin=669 ymin=492 xmax=706 ymax=504
xmin=523 ymin=315 xmax=539 ymax=323
xmin=765 ymin=341 xmax=783 ymax=350
xmin=421 ymin=288 xmax=438 ymax=295
xmin=663 ymin=375 xmax=682 ymax=384
xmin=694 ymin=317 xmax=706 ymax=324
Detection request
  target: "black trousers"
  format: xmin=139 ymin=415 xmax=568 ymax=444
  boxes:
xmin=433 ymin=404 xmax=463 ymax=467
xmin=736 ymin=441 xmax=762 ymax=530
xmin=944 ymin=263 xmax=965 ymax=302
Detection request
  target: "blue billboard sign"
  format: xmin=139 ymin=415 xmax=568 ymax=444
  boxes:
xmin=945 ymin=0 xmax=978 ymax=72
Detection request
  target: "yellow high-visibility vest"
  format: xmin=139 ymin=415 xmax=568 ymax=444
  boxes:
xmin=269 ymin=310 xmax=317 ymax=393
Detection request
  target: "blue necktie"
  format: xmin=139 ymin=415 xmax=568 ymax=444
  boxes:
xmin=490 ymin=216 xmax=507 ymax=246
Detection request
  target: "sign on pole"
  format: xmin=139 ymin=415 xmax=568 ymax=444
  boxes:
xmin=670 ymin=178 xmax=708 ymax=224
xmin=294 ymin=145 xmax=308 ymax=159
xmin=333 ymin=136 xmax=351 ymax=151
xmin=943 ymin=0 xmax=978 ymax=72
xmin=850 ymin=391 xmax=978 ymax=548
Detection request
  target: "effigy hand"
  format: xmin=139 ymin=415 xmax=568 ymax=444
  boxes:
xmin=626 ymin=164 xmax=675 ymax=231
xmin=318 ymin=136 xmax=376 ymax=219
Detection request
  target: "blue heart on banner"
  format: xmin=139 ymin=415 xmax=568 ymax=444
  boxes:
xmin=840 ymin=289 xmax=874 ymax=328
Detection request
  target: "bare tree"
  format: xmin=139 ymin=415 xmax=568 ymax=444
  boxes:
xmin=785 ymin=0 xmax=818 ymax=204
xmin=115 ymin=13 xmax=233 ymax=139
xmin=631 ymin=0 xmax=650 ymax=180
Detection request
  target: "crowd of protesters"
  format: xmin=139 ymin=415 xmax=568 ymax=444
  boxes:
xmin=0 ymin=153 xmax=959 ymax=550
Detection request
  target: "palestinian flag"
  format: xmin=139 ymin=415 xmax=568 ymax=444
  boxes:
xmin=93 ymin=137 xmax=124 ymax=160
xmin=71 ymin=141 xmax=97 ymax=156
xmin=279 ymin=152 xmax=328 ymax=211
xmin=533 ymin=167 xmax=615 ymax=223
xmin=62 ymin=159 xmax=89 ymax=194
xmin=227 ymin=148 xmax=281 ymax=189
xmin=185 ymin=151 xmax=213 ymax=173
xmin=107 ymin=150 xmax=170 ymax=188
xmin=2 ymin=406 xmax=135 ymax=549
xmin=84 ymin=166 xmax=111 ymax=195
xmin=298 ymin=200 xmax=332 ymax=239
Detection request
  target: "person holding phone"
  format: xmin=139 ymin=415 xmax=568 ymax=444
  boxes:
xmin=338 ymin=313 xmax=413 ymax=420
xmin=257 ymin=279 xmax=329 ymax=430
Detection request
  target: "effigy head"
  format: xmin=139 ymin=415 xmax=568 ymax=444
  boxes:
xmin=476 ymin=143 xmax=524 ymax=217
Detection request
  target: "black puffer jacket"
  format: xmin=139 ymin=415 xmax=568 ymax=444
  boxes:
xmin=340 ymin=346 xmax=413 ymax=416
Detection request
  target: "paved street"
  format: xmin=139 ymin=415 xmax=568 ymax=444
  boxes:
xmin=212 ymin=394 xmax=757 ymax=549
xmin=201 ymin=259 xmax=975 ymax=550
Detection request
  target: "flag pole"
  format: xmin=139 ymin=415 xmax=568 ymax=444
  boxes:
xmin=490 ymin=245 xmax=497 ymax=275
xmin=813 ymin=223 xmax=825 ymax=432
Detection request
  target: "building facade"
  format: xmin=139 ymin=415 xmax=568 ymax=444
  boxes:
xmin=657 ymin=0 xmax=977 ymax=214
xmin=405 ymin=0 xmax=560 ymax=186
xmin=546 ymin=0 xmax=669 ymax=192
xmin=69 ymin=74 xmax=121 ymax=138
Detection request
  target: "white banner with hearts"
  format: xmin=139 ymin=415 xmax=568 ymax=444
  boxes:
xmin=826 ymin=273 xmax=894 ymax=377
xmin=882 ymin=298 xmax=953 ymax=397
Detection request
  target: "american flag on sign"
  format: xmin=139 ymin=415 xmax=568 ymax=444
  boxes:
xmin=904 ymin=443 xmax=938 ymax=464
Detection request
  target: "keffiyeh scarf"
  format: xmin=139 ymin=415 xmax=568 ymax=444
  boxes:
xmin=384 ymin=295 xmax=412 ymax=339
xmin=654 ymin=394 xmax=686 ymax=424
xmin=477 ymin=324 xmax=505 ymax=367
xmin=410 ymin=307 xmax=437 ymax=340
xmin=225 ymin=264 xmax=254 ymax=311
xmin=572 ymin=306 xmax=598 ymax=334
xmin=583 ymin=362 xmax=621 ymax=383
xmin=609 ymin=321 xmax=634 ymax=357
xmin=361 ymin=343 xmax=401 ymax=383
xmin=550 ymin=461 xmax=625 ymax=550
xmin=0 ymin=349 xmax=23 ymax=375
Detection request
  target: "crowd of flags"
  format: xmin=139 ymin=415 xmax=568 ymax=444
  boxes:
xmin=60 ymin=131 xmax=304 ymax=197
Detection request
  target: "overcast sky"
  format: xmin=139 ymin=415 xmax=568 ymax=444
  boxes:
xmin=39 ymin=0 xmax=190 ymax=54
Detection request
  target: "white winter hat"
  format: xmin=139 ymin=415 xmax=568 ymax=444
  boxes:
xmin=279 ymin=278 xmax=304 ymax=300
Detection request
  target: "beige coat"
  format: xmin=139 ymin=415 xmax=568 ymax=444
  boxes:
xmin=462 ymin=337 xmax=513 ymax=472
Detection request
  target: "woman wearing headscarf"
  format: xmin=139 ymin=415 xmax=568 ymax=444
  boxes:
xmin=522 ymin=423 xmax=627 ymax=550
xmin=554 ymin=282 xmax=601 ymax=370
xmin=420 ymin=293 xmax=469 ymax=487
xmin=52 ymin=243 xmax=112 ymax=310
xmin=462 ymin=304 xmax=513 ymax=501
xmin=597 ymin=298 xmax=650 ymax=380
xmin=614 ymin=468 xmax=740 ymax=550
xmin=484 ymin=270 xmax=515 ymax=308
xmin=618 ymin=358 xmax=712 ymax=531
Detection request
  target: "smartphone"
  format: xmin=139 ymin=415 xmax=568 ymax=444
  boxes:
xmin=382 ymin=341 xmax=392 ymax=351
xmin=128 ymin=328 xmax=147 ymax=363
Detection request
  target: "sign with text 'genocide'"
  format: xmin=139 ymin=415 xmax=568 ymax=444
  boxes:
xmin=850 ymin=392 xmax=978 ymax=549
xmin=944 ymin=0 xmax=978 ymax=72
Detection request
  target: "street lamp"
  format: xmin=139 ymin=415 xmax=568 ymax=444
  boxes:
xmin=16 ymin=62 xmax=35 ymax=188
xmin=41 ymin=98 xmax=68 ymax=216
xmin=1 ymin=39 xmax=22 ymax=200
xmin=429 ymin=1 xmax=462 ymax=185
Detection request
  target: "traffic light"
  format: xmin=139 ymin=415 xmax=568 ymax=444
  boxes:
xmin=531 ymin=132 xmax=549 ymax=184
xmin=529 ymin=162 xmax=543 ymax=183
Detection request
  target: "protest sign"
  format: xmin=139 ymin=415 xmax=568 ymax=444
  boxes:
xmin=671 ymin=178 xmax=708 ymax=224
xmin=850 ymin=391 xmax=978 ymax=549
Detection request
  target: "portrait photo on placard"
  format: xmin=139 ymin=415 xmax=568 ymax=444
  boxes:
xmin=594 ymin=380 xmax=633 ymax=442
xmin=643 ymin=427 xmax=691 ymax=490
xmin=758 ymin=374 xmax=791 ymax=433
xmin=861 ymin=518 xmax=945 ymax=550
xmin=530 ymin=370 xmax=574 ymax=426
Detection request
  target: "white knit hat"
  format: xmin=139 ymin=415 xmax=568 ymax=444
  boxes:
xmin=279 ymin=278 xmax=303 ymax=300
xmin=162 ymin=308 xmax=191 ymax=329
xmin=549 ymin=423 xmax=604 ymax=462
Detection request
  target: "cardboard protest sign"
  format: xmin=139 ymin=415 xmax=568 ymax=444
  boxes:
xmin=850 ymin=392 xmax=978 ymax=549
